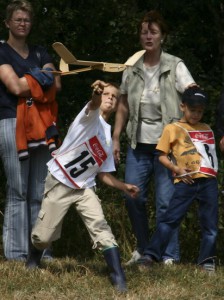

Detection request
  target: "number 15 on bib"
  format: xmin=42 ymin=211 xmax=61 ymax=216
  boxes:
xmin=55 ymin=136 xmax=107 ymax=188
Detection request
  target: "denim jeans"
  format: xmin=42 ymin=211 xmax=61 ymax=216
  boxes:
xmin=125 ymin=144 xmax=179 ymax=260
xmin=0 ymin=118 xmax=51 ymax=260
xmin=144 ymin=178 xmax=218 ymax=264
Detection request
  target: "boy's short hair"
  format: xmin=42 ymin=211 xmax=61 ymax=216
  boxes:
xmin=182 ymin=86 xmax=208 ymax=106
xmin=107 ymin=82 xmax=120 ymax=98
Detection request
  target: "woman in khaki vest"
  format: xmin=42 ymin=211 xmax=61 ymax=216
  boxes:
xmin=113 ymin=10 xmax=196 ymax=265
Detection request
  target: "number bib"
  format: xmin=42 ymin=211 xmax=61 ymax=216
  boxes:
xmin=54 ymin=136 xmax=107 ymax=188
xmin=188 ymin=130 xmax=218 ymax=176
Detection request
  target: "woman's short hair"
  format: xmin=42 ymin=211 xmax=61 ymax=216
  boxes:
xmin=138 ymin=10 xmax=169 ymax=37
xmin=5 ymin=0 xmax=34 ymax=22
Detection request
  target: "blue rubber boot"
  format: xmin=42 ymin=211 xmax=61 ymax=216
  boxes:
xmin=103 ymin=247 xmax=127 ymax=293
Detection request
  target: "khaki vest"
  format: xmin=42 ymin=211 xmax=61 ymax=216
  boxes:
xmin=125 ymin=51 xmax=183 ymax=149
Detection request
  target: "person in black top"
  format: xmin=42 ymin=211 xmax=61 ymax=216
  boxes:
xmin=0 ymin=0 xmax=60 ymax=261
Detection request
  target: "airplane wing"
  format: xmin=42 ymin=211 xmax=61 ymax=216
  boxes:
xmin=42 ymin=43 xmax=145 ymax=76
xmin=52 ymin=42 xmax=126 ymax=73
xmin=124 ymin=50 xmax=146 ymax=66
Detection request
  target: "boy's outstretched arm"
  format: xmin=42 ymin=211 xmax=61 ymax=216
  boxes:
xmin=97 ymin=172 xmax=140 ymax=198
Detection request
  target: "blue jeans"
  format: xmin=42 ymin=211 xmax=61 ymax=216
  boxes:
xmin=0 ymin=118 xmax=51 ymax=260
xmin=144 ymin=178 xmax=218 ymax=264
xmin=125 ymin=144 xmax=179 ymax=260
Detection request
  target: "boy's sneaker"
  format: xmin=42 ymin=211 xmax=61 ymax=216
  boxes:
xmin=163 ymin=258 xmax=175 ymax=265
xmin=198 ymin=258 xmax=216 ymax=275
xmin=125 ymin=250 xmax=143 ymax=266
xmin=202 ymin=262 xmax=216 ymax=274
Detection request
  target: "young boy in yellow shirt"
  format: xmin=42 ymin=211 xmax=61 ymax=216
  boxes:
xmin=138 ymin=86 xmax=218 ymax=272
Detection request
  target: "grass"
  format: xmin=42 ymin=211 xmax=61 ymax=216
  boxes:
xmin=0 ymin=255 xmax=224 ymax=300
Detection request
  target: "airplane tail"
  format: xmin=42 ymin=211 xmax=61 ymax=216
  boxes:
xmin=53 ymin=42 xmax=78 ymax=65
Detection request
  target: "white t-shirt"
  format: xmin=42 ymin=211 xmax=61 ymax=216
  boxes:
xmin=47 ymin=104 xmax=115 ymax=189
xmin=121 ymin=61 xmax=195 ymax=144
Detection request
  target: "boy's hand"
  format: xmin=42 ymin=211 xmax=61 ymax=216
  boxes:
xmin=91 ymin=80 xmax=108 ymax=95
xmin=124 ymin=184 xmax=140 ymax=198
xmin=174 ymin=167 xmax=194 ymax=184
xmin=87 ymin=80 xmax=108 ymax=111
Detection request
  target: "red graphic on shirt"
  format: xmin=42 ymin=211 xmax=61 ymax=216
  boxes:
xmin=89 ymin=136 xmax=107 ymax=166
xmin=188 ymin=131 xmax=215 ymax=144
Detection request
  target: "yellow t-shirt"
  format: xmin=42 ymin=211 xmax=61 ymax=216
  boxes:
xmin=156 ymin=121 xmax=216 ymax=183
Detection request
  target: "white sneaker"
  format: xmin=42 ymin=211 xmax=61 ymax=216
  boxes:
xmin=199 ymin=258 xmax=216 ymax=275
xmin=163 ymin=258 xmax=175 ymax=265
xmin=202 ymin=262 xmax=215 ymax=274
xmin=125 ymin=250 xmax=142 ymax=266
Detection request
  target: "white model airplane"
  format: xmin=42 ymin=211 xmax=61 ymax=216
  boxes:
xmin=49 ymin=42 xmax=146 ymax=76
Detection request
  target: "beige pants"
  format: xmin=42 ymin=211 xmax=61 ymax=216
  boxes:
xmin=31 ymin=173 xmax=117 ymax=251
